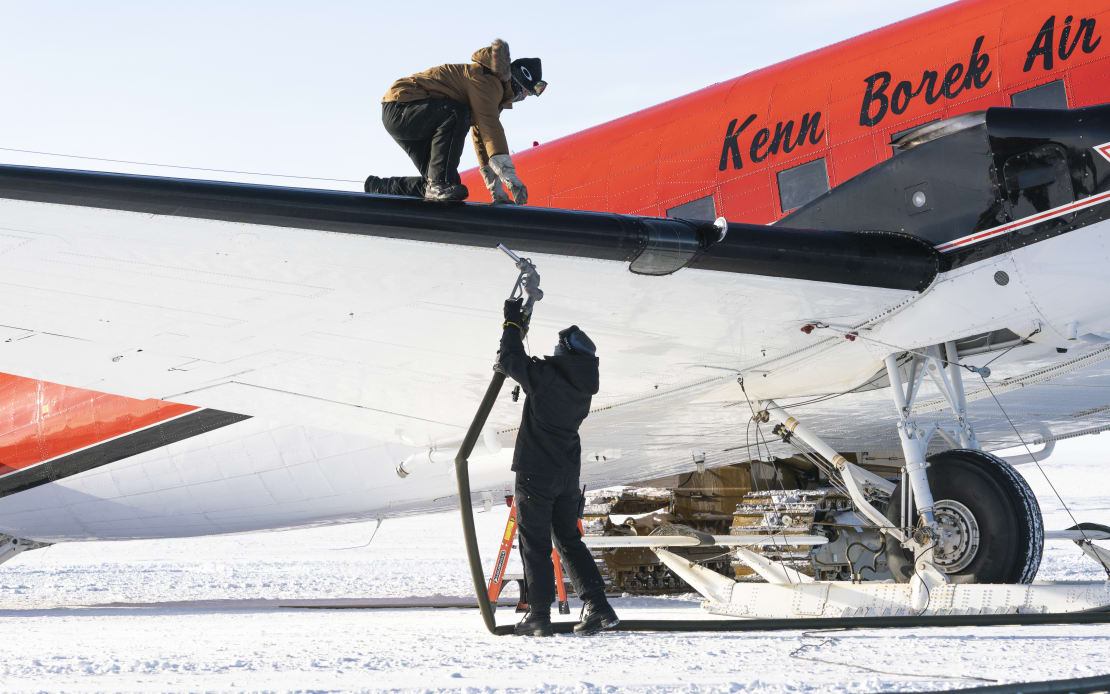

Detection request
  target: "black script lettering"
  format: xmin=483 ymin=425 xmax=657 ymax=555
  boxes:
xmin=758 ymin=111 xmax=824 ymax=161
xmin=920 ymin=70 xmax=942 ymax=103
xmin=1025 ymin=17 xmax=1055 ymax=71
xmin=1059 ymin=16 xmax=1077 ymax=60
xmin=801 ymin=111 xmax=824 ymax=145
xmin=942 ymin=62 xmax=965 ymax=98
xmin=1024 ymin=15 xmax=1099 ymax=72
xmin=719 ymin=111 xmax=824 ymax=169
xmin=859 ymin=36 xmax=990 ymax=127
xmin=718 ymin=114 xmax=757 ymax=171
xmin=772 ymin=121 xmax=796 ymax=153
xmin=892 ymin=80 xmax=914 ymax=114
xmin=859 ymin=71 xmax=891 ymax=126
xmin=966 ymin=35 xmax=992 ymax=89
xmin=750 ymin=128 xmax=771 ymax=163
xmin=1080 ymin=17 xmax=1101 ymax=53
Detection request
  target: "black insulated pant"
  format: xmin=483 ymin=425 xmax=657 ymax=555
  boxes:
xmin=371 ymin=99 xmax=470 ymax=197
xmin=514 ymin=471 xmax=606 ymax=611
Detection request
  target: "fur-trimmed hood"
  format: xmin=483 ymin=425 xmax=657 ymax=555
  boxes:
xmin=471 ymin=39 xmax=511 ymax=81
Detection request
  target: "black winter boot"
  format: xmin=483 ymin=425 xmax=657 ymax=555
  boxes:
xmin=514 ymin=610 xmax=554 ymax=637
xmin=424 ymin=181 xmax=468 ymax=201
xmin=574 ymin=595 xmax=619 ymax=635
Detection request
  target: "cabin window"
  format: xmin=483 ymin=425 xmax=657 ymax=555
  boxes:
xmin=666 ymin=195 xmax=716 ymax=220
xmin=1010 ymin=80 xmax=1068 ymax=109
xmin=777 ymin=158 xmax=828 ymax=212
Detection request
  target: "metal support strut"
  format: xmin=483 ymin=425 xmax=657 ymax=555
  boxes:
xmin=759 ymin=395 xmax=949 ymax=607
xmin=882 ymin=344 xmax=981 ymax=521
xmin=0 ymin=534 xmax=49 ymax=567
xmin=883 ymin=344 xmax=986 ymax=593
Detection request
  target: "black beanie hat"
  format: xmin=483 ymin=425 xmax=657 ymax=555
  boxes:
xmin=510 ymin=58 xmax=544 ymax=95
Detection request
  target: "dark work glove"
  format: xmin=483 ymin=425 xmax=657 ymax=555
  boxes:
xmin=504 ymin=298 xmax=524 ymax=326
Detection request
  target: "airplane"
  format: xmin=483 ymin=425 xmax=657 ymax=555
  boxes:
xmin=2 ymin=0 xmax=1110 ymax=618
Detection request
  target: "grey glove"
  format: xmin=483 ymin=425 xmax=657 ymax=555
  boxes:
xmin=489 ymin=153 xmax=528 ymax=205
xmin=479 ymin=164 xmax=512 ymax=204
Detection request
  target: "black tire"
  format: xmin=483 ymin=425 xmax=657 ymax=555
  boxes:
xmin=884 ymin=449 xmax=1043 ymax=584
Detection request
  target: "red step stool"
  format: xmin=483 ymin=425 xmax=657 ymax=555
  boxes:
xmin=487 ymin=496 xmax=577 ymax=614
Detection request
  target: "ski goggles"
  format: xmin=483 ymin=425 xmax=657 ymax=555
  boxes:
xmin=512 ymin=76 xmax=548 ymax=99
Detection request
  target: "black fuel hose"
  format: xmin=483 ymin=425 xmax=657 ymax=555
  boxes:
xmin=454 ymin=370 xmax=508 ymax=635
xmin=917 ymin=671 xmax=1110 ymax=694
xmin=492 ymin=609 xmax=1110 ymax=636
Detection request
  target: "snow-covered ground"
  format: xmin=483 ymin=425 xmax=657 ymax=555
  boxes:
xmin=2 ymin=441 xmax=1109 ymax=693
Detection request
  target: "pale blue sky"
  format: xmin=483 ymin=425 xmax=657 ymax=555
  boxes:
xmin=0 ymin=1 xmax=956 ymax=188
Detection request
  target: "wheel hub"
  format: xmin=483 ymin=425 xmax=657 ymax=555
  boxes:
xmin=932 ymin=499 xmax=980 ymax=573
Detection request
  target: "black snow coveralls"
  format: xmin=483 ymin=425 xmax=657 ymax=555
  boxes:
xmin=498 ymin=324 xmax=606 ymax=611
xmin=375 ymin=98 xmax=470 ymax=197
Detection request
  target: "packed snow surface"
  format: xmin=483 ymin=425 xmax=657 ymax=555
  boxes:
xmin=2 ymin=449 xmax=1109 ymax=692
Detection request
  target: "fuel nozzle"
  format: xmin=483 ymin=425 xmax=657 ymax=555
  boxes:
xmin=498 ymin=243 xmax=543 ymax=317
xmin=494 ymin=244 xmax=543 ymax=374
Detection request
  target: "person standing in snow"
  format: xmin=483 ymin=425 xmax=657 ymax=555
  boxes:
xmin=497 ymin=299 xmax=620 ymax=637
xmin=364 ymin=40 xmax=544 ymax=202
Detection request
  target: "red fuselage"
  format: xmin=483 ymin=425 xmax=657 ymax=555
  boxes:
xmin=464 ymin=0 xmax=1109 ymax=225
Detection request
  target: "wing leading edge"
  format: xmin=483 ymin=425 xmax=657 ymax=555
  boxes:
xmin=0 ymin=164 xmax=940 ymax=292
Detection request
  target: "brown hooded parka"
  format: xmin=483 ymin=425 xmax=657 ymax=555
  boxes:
xmin=383 ymin=40 xmax=516 ymax=167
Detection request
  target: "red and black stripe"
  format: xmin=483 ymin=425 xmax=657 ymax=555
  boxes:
xmin=0 ymin=408 xmax=250 ymax=499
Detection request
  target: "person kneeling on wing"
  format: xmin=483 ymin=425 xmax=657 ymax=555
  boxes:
xmin=497 ymin=298 xmax=620 ymax=636
xmin=365 ymin=39 xmax=544 ymax=203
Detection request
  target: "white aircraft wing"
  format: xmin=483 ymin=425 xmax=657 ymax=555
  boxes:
xmin=1 ymin=165 xmax=1108 ymax=489
xmin=0 ymin=167 xmax=927 ymax=430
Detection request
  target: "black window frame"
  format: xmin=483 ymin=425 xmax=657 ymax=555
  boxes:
xmin=776 ymin=158 xmax=829 ymax=213
xmin=1010 ymin=79 xmax=1069 ymax=110
xmin=666 ymin=194 xmax=716 ymax=221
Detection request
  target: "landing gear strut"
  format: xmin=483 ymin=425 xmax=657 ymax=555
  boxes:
xmin=880 ymin=342 xmax=1042 ymax=585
